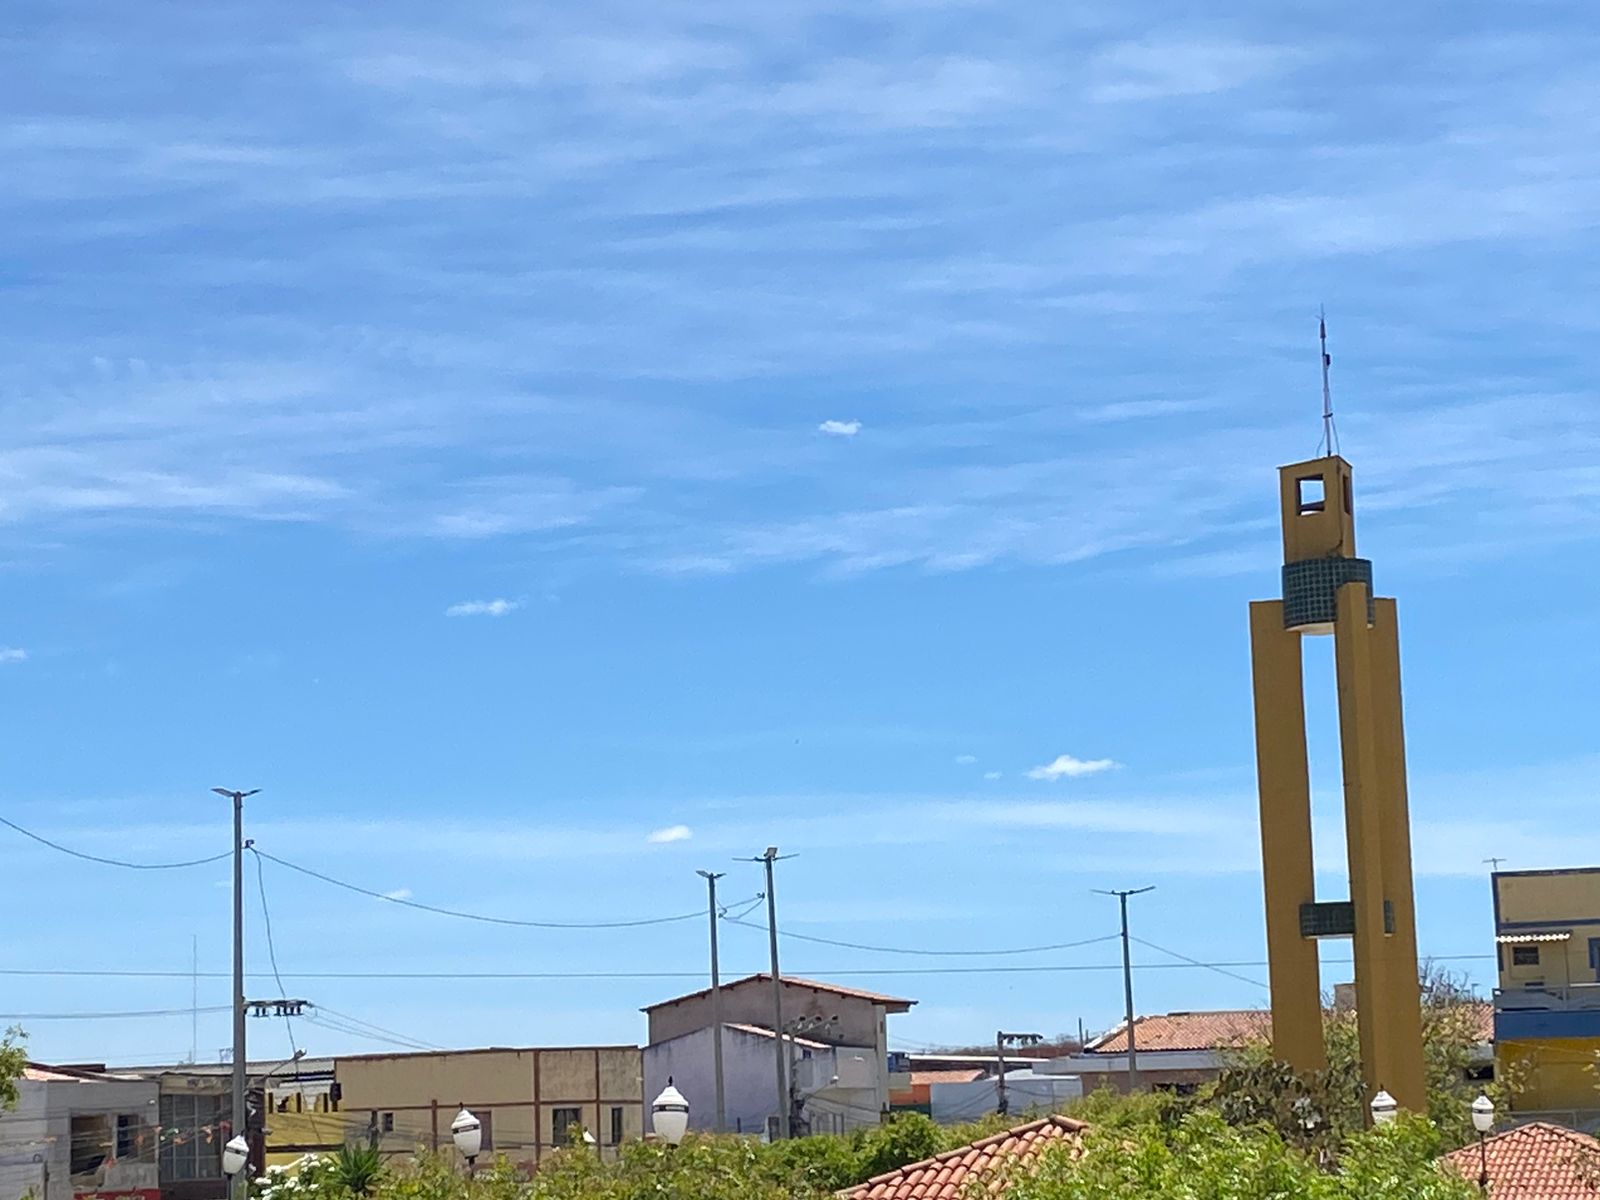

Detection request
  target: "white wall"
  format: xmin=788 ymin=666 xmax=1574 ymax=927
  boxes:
xmin=928 ymin=1073 xmax=1083 ymax=1126
xmin=0 ymin=1077 xmax=160 ymax=1200
xmin=643 ymin=1028 xmax=887 ymax=1138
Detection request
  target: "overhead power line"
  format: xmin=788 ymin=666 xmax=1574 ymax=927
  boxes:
xmin=0 ymin=1006 xmax=232 ymax=1021
xmin=0 ymin=955 xmax=1497 ymax=983
xmin=251 ymin=849 xmax=300 ymax=1063
xmin=1131 ymin=935 xmax=1269 ymax=990
xmin=0 ymin=814 xmax=232 ymax=870
xmin=254 ymin=848 xmax=738 ymax=930
xmin=722 ymin=915 xmax=1123 ymax=958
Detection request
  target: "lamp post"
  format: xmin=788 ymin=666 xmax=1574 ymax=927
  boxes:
xmin=651 ymin=1080 xmax=689 ymax=1147
xmin=451 ymin=1107 xmax=482 ymax=1175
xmin=221 ymin=1136 xmax=250 ymax=1184
xmin=1369 ymin=1089 xmax=1398 ymax=1126
xmin=1471 ymin=1094 xmax=1495 ymax=1193
xmin=213 ymin=786 xmax=259 ymax=1200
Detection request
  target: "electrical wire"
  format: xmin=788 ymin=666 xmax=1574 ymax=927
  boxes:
xmin=0 ymin=1006 xmax=232 ymax=1021
xmin=1131 ymin=936 xmax=1269 ymax=989
xmin=254 ymin=848 xmax=743 ymax=930
xmin=722 ymin=915 xmax=1124 ymax=958
xmin=250 ymin=848 xmax=300 ymax=1067
xmin=0 ymin=814 xmax=232 ymax=870
xmin=0 ymin=955 xmax=1496 ymax=982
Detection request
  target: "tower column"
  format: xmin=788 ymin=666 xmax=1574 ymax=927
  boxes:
xmin=1249 ymin=600 xmax=1325 ymax=1073
xmin=1368 ymin=597 xmax=1427 ymax=1110
xmin=1335 ymin=581 xmax=1410 ymax=1106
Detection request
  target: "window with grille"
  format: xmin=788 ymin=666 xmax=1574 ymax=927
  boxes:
xmin=1512 ymin=945 xmax=1541 ymax=967
xmin=71 ymin=1115 xmax=111 ymax=1178
xmin=159 ymin=1094 xmax=228 ymax=1181
xmin=552 ymin=1108 xmax=581 ymax=1147
xmin=610 ymin=1107 xmax=624 ymax=1145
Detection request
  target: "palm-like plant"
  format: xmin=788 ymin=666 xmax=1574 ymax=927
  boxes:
xmin=329 ymin=1142 xmax=386 ymax=1197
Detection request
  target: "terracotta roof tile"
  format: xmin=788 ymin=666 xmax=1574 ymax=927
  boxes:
xmin=1086 ymin=1002 xmax=1493 ymax=1054
xmin=1087 ymin=1010 xmax=1269 ymax=1054
xmin=908 ymin=1069 xmax=987 ymax=1086
xmin=1441 ymin=1122 xmax=1600 ymax=1199
xmin=839 ymin=1114 xmax=1086 ymax=1200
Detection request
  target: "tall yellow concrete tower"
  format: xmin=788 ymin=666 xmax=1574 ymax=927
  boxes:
xmin=1249 ymin=450 xmax=1427 ymax=1112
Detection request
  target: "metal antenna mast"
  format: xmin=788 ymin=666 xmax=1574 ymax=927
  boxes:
xmin=1318 ymin=307 xmax=1340 ymax=457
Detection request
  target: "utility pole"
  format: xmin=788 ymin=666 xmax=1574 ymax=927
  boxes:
xmin=746 ymin=846 xmax=794 ymax=1139
xmin=214 ymin=787 xmax=259 ymax=1200
xmin=1095 ymin=886 xmax=1153 ymax=1093
xmin=994 ymin=1031 xmax=1041 ymax=1116
xmin=697 ymin=869 xmax=727 ymax=1133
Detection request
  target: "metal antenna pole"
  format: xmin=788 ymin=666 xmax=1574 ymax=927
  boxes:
xmin=214 ymin=787 xmax=259 ymax=1197
xmin=1319 ymin=307 xmax=1339 ymax=457
xmin=1095 ymin=886 xmax=1154 ymax=1093
xmin=697 ymin=869 xmax=728 ymax=1133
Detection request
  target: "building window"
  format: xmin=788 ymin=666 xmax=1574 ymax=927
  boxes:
xmin=381 ymin=1112 xmax=395 ymax=1133
xmin=160 ymin=1093 xmax=228 ymax=1181
xmin=1297 ymin=476 xmax=1325 ymax=515
xmin=116 ymin=1114 xmax=153 ymax=1162
xmin=70 ymin=1115 xmax=112 ymax=1178
xmin=610 ymin=1107 xmax=624 ymax=1146
xmin=1512 ymin=945 xmax=1541 ymax=967
xmin=552 ymin=1108 xmax=581 ymax=1147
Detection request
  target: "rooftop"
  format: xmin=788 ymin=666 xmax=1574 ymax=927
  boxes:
xmin=723 ymin=1022 xmax=831 ymax=1050
xmin=840 ymin=1114 xmax=1085 ymax=1200
xmin=643 ymin=974 xmax=916 ymax=1014
xmin=1441 ymin=1121 xmax=1600 ymax=1199
xmin=1085 ymin=1002 xmax=1493 ymax=1055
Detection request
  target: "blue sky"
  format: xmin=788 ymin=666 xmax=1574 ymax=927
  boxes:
xmin=4 ymin=0 xmax=1599 ymax=1067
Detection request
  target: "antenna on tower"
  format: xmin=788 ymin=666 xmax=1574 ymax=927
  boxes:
xmin=1317 ymin=306 xmax=1340 ymax=457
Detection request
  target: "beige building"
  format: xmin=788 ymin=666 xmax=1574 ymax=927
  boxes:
xmin=334 ymin=1046 xmax=642 ymax=1166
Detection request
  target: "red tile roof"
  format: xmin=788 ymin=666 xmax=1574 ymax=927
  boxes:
xmin=1441 ymin=1122 xmax=1600 ymax=1199
xmin=1086 ymin=1002 xmax=1494 ymax=1054
xmin=1087 ymin=1010 xmax=1269 ymax=1054
xmin=643 ymin=974 xmax=916 ymax=1014
xmin=908 ymin=1069 xmax=986 ymax=1086
xmin=840 ymin=1114 xmax=1086 ymax=1200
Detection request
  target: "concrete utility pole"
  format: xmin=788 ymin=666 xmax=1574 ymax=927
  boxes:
xmin=1095 ymin=886 xmax=1154 ymax=1093
xmin=697 ymin=869 xmax=727 ymax=1133
xmin=994 ymin=1031 xmax=1041 ymax=1116
xmin=214 ymin=786 xmax=259 ymax=1199
xmin=747 ymin=846 xmax=794 ymax=1139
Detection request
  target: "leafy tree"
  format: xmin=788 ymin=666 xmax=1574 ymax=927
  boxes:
xmin=1217 ymin=966 xmax=1512 ymax=1153
xmin=1 ymin=1027 xmax=26 ymax=1112
xmin=1000 ymin=1109 xmax=1473 ymax=1200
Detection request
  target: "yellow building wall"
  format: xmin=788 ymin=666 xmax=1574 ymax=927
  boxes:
xmin=334 ymin=1047 xmax=642 ymax=1164
xmin=1496 ymin=871 xmax=1600 ymax=992
xmin=1497 ymin=1039 xmax=1600 ymax=1112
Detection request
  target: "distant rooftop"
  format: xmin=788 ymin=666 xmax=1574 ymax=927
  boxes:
xmin=643 ymin=973 xmax=916 ymax=1014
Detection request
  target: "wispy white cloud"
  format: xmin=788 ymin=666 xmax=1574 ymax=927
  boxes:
xmin=382 ymin=887 xmax=413 ymax=901
xmin=0 ymin=648 xmax=27 ymax=664
xmin=445 ymin=598 xmax=521 ymax=618
xmin=1086 ymin=37 xmax=1302 ymax=104
xmin=954 ymin=754 xmax=977 ymax=765
xmin=818 ymin=419 xmax=862 ymax=437
xmin=1027 ymin=754 xmax=1119 ymax=781
xmin=646 ymin=824 xmax=693 ymax=845
xmin=983 ymin=771 xmax=1002 ymax=781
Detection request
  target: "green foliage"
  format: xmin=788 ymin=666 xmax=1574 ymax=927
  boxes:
xmin=1062 ymin=1085 xmax=1192 ymax=1131
xmin=851 ymin=1112 xmax=945 ymax=1180
xmin=329 ymin=1143 xmax=387 ymax=1197
xmin=1 ymin=1027 xmax=27 ymax=1112
xmin=1215 ymin=966 xmax=1510 ymax=1155
xmin=1001 ymin=1109 xmax=1474 ymax=1200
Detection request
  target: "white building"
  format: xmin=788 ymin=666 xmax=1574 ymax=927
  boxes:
xmin=642 ymin=975 xmax=915 ymax=1138
xmin=0 ymin=1066 xmax=160 ymax=1200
